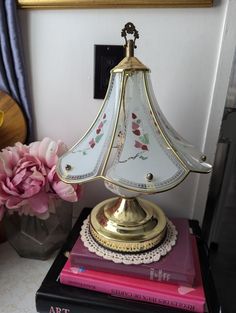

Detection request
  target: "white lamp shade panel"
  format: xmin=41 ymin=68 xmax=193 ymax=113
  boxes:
xmin=57 ymin=72 xmax=122 ymax=183
xmin=145 ymin=74 xmax=212 ymax=173
xmin=103 ymin=71 xmax=188 ymax=193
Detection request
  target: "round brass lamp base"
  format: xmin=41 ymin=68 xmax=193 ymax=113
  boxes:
xmin=89 ymin=197 xmax=167 ymax=253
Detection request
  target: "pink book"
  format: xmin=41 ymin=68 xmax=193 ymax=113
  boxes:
xmin=60 ymin=236 xmax=205 ymax=313
xmin=70 ymin=218 xmax=195 ymax=286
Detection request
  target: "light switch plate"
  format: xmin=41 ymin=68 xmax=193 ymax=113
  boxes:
xmin=94 ymin=45 xmax=124 ymax=99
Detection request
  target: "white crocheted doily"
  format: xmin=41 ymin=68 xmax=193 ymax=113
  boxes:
xmin=80 ymin=217 xmax=178 ymax=265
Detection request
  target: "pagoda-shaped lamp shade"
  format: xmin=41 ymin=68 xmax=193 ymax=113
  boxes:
xmin=57 ymin=23 xmax=211 ymax=253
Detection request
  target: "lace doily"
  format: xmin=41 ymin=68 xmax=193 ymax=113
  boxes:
xmin=80 ymin=217 xmax=178 ymax=265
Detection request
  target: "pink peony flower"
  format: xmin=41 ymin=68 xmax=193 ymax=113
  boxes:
xmin=0 ymin=138 xmax=82 ymax=220
xmin=48 ymin=165 xmax=81 ymax=202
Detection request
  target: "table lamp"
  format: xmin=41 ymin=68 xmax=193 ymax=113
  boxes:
xmin=57 ymin=22 xmax=211 ymax=254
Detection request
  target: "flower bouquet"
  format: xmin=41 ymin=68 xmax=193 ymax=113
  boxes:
xmin=0 ymin=137 xmax=82 ymax=259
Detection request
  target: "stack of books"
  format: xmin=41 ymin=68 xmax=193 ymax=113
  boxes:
xmin=60 ymin=219 xmax=204 ymax=313
xmin=35 ymin=208 xmax=220 ymax=313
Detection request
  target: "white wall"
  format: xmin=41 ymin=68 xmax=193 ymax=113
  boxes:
xmin=19 ymin=1 xmax=228 ymax=219
xmin=193 ymin=1 xmax=236 ymax=222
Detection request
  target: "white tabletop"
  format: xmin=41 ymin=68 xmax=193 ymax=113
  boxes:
xmin=0 ymin=242 xmax=54 ymax=313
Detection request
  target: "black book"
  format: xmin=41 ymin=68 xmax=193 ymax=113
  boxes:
xmin=35 ymin=208 xmax=221 ymax=313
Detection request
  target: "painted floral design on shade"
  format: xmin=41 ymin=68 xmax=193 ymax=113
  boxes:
xmin=132 ymin=113 xmax=149 ymax=152
xmin=132 ymin=113 xmax=149 ymax=161
xmin=119 ymin=112 xmax=149 ymax=164
xmin=80 ymin=113 xmax=107 ymax=155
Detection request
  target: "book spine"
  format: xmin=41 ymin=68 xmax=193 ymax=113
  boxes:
xmin=60 ymin=271 xmax=204 ymax=313
xmin=36 ymin=295 xmax=74 ymax=313
xmin=36 ymin=294 xmax=98 ymax=313
xmin=70 ymin=257 xmax=194 ymax=287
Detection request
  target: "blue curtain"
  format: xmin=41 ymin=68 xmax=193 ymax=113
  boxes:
xmin=0 ymin=0 xmax=33 ymax=142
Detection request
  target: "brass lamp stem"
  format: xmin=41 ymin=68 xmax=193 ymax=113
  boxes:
xmin=126 ymin=40 xmax=135 ymax=58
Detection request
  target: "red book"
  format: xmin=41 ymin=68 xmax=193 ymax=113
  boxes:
xmin=70 ymin=218 xmax=195 ymax=286
xmin=60 ymin=237 xmax=205 ymax=313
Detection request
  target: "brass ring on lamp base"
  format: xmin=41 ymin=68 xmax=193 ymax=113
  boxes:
xmin=89 ymin=197 xmax=167 ymax=252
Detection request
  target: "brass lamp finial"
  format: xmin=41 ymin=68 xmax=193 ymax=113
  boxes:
xmin=113 ymin=22 xmax=148 ymax=72
xmin=121 ymin=22 xmax=139 ymax=58
xmin=121 ymin=22 xmax=139 ymax=48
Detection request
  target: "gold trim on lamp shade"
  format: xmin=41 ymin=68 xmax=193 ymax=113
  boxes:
xmin=17 ymin=0 xmax=213 ymax=9
xmin=112 ymin=57 xmax=149 ymax=73
xmin=100 ymin=73 xmax=126 ymax=176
